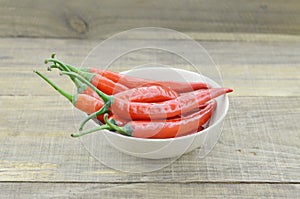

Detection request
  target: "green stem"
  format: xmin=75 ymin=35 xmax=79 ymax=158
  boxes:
xmin=48 ymin=63 xmax=89 ymax=94
xmin=79 ymin=103 xmax=110 ymax=131
xmin=48 ymin=64 xmax=60 ymax=71
xmin=104 ymin=114 xmax=130 ymax=136
xmin=79 ymin=67 xmax=90 ymax=72
xmin=71 ymin=124 xmax=112 ymax=138
xmin=45 ymin=58 xmax=98 ymax=93
xmin=65 ymin=64 xmax=90 ymax=73
xmin=45 ymin=58 xmax=70 ymax=72
xmin=66 ymin=64 xmax=95 ymax=83
xmin=65 ymin=64 xmax=81 ymax=73
xmin=58 ymin=62 xmax=95 ymax=83
xmin=34 ymin=70 xmax=73 ymax=103
xmin=60 ymin=71 xmax=112 ymax=103
xmin=46 ymin=56 xmax=80 ymax=90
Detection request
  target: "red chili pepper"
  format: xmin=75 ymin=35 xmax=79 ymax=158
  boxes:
xmin=112 ymin=88 xmax=232 ymax=120
xmin=72 ymin=100 xmax=216 ymax=138
xmin=81 ymin=67 xmax=211 ymax=92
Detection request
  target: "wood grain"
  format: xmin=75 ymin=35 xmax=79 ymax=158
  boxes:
xmin=0 ymin=38 xmax=299 ymax=97
xmin=0 ymin=36 xmax=299 ymax=197
xmin=0 ymin=183 xmax=299 ymax=199
xmin=0 ymin=96 xmax=299 ymax=182
xmin=1 ymin=0 xmax=300 ymax=41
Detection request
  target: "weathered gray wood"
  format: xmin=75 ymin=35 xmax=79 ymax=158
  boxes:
xmin=0 ymin=183 xmax=299 ymax=199
xmin=0 ymin=34 xmax=299 ymax=198
xmin=0 ymin=96 xmax=299 ymax=182
xmin=1 ymin=0 xmax=300 ymax=41
xmin=0 ymin=38 xmax=299 ymax=97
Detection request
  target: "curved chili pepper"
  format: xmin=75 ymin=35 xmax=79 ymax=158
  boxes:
xmin=82 ymin=67 xmax=210 ymax=93
xmin=112 ymin=87 xmax=232 ymax=120
xmin=71 ymin=100 xmax=216 ymax=138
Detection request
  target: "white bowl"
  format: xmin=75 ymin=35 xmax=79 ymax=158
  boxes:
xmin=97 ymin=67 xmax=229 ymax=159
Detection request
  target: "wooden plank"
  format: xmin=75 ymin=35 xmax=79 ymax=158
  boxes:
xmin=0 ymin=96 xmax=299 ymax=182
xmin=0 ymin=0 xmax=300 ymax=41
xmin=0 ymin=183 xmax=299 ymax=199
xmin=0 ymin=38 xmax=299 ymax=97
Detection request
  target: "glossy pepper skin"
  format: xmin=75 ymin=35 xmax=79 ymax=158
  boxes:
xmin=111 ymin=88 xmax=232 ymax=120
xmin=85 ymin=67 xmax=210 ymax=93
xmin=77 ymin=83 xmax=179 ymax=128
xmin=75 ymin=94 xmax=108 ymax=123
xmin=74 ymin=94 xmax=104 ymax=115
xmin=119 ymin=83 xmax=178 ymax=102
xmin=109 ymin=100 xmax=217 ymax=139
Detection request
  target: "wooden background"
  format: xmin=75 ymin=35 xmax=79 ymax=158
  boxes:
xmin=0 ymin=0 xmax=299 ymax=198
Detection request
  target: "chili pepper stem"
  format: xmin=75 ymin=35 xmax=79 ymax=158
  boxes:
xmin=34 ymin=70 xmax=73 ymax=103
xmin=48 ymin=63 xmax=91 ymax=96
xmin=48 ymin=64 xmax=60 ymax=71
xmin=71 ymin=124 xmax=112 ymax=138
xmin=104 ymin=114 xmax=131 ymax=136
xmin=45 ymin=58 xmax=70 ymax=72
xmin=65 ymin=63 xmax=81 ymax=73
xmin=79 ymin=103 xmax=110 ymax=131
xmin=45 ymin=57 xmax=81 ymax=75
xmin=60 ymin=71 xmax=112 ymax=103
xmin=65 ymin=64 xmax=96 ymax=82
xmin=46 ymin=58 xmax=97 ymax=83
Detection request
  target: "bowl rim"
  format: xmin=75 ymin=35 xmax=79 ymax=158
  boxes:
xmin=94 ymin=67 xmax=229 ymax=142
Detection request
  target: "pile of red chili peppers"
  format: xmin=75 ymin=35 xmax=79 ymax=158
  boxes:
xmin=35 ymin=54 xmax=233 ymax=139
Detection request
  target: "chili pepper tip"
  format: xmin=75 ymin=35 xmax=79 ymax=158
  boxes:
xmin=51 ymin=53 xmax=56 ymax=58
xmin=44 ymin=59 xmax=48 ymax=64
